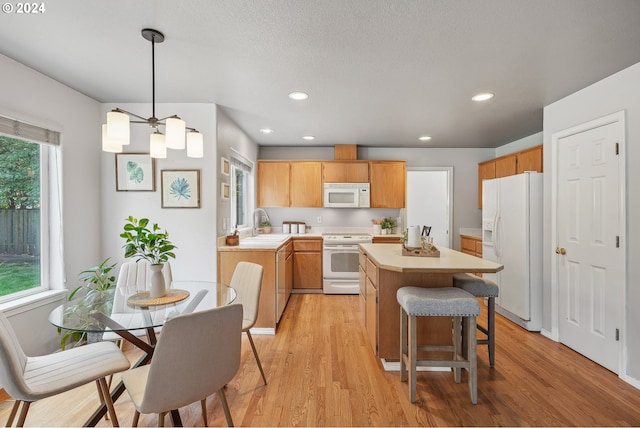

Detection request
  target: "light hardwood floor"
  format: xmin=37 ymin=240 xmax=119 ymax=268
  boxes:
xmin=2 ymin=293 xmax=640 ymax=426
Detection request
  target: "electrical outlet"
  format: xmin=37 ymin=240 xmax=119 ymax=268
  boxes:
xmin=317 ymin=216 xmax=322 ymax=224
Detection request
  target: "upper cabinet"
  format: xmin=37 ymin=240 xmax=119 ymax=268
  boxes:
xmin=322 ymin=161 xmax=369 ymax=183
xmin=477 ymin=145 xmax=543 ymax=208
xmin=257 ymin=161 xmax=290 ymax=207
xmin=257 ymin=159 xmax=406 ymax=208
xmin=257 ymin=161 xmax=322 ymax=207
xmin=290 ymin=162 xmax=323 ymax=207
xmin=370 ymin=161 xmax=406 ymax=208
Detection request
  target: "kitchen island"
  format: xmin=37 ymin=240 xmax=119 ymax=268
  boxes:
xmin=358 ymin=243 xmax=503 ymax=365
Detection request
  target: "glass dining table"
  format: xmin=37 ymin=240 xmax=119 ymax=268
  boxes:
xmin=48 ymin=281 xmax=236 ymax=426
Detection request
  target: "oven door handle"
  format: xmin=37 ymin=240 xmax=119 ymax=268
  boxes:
xmin=323 ymin=245 xmax=361 ymax=251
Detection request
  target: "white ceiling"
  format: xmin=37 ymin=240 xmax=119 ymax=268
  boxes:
xmin=1 ymin=0 xmax=639 ymax=148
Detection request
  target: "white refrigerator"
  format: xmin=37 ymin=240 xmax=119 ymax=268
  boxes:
xmin=482 ymin=172 xmax=543 ymax=331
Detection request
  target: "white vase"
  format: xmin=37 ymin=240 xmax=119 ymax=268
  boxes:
xmin=373 ymin=224 xmax=381 ymax=235
xmin=149 ymin=263 xmax=166 ymax=298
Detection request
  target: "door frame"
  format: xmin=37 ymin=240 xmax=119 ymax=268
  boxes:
xmin=550 ymin=110 xmax=626 ymax=375
xmin=405 ymin=167 xmax=453 ymax=249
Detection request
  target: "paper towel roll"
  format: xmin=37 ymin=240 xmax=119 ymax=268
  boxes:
xmin=407 ymin=225 xmax=421 ymax=248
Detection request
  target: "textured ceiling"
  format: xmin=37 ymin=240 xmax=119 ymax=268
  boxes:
xmin=1 ymin=0 xmax=639 ymax=148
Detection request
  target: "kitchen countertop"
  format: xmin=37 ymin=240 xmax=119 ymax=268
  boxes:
xmin=359 ymin=243 xmax=503 ymax=273
xmin=459 ymin=228 xmax=482 ymax=239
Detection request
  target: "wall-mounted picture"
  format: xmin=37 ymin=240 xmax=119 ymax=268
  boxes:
xmin=221 ymin=182 xmax=230 ymax=200
xmin=115 ymin=153 xmax=155 ymax=191
xmin=221 ymin=157 xmax=230 ymax=176
xmin=161 ymin=169 xmax=201 ymax=208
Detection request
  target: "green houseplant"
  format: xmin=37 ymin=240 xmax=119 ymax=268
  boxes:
xmin=261 ymin=220 xmax=272 ymax=234
xmin=59 ymin=258 xmax=118 ymax=349
xmin=380 ymin=217 xmax=397 ymax=234
xmin=120 ymin=216 xmax=176 ymax=298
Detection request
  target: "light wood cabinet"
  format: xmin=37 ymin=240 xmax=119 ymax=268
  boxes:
xmin=477 ymin=144 xmax=543 ymax=208
xmin=290 ymin=161 xmax=323 ymax=207
xmin=516 ymin=145 xmax=543 ymax=174
xmin=460 ymin=235 xmax=482 ymax=258
xmin=293 ymin=238 xmax=322 ymax=289
xmin=257 ymin=161 xmax=290 ymax=207
xmin=495 ymin=154 xmax=516 ymax=178
xmin=322 ymin=161 xmax=369 ymax=183
xmin=369 ymin=161 xmax=406 ymax=208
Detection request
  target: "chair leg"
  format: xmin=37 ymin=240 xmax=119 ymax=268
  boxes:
xmin=466 ymin=316 xmax=478 ymax=404
xmin=399 ymin=307 xmax=407 ymax=382
xmin=488 ymin=297 xmax=496 ymax=367
xmin=245 ymin=330 xmax=267 ymax=385
xmin=453 ymin=316 xmax=462 ymax=383
xmin=158 ymin=412 xmax=166 ymax=427
xmin=218 ymin=388 xmax=234 ymax=427
xmin=200 ymin=398 xmax=208 ymax=426
xmin=408 ymin=314 xmax=417 ymax=403
xmin=5 ymin=400 xmax=21 ymax=427
xmin=132 ymin=411 xmax=140 ymax=427
xmin=97 ymin=377 xmax=120 ymax=427
xmin=15 ymin=401 xmax=30 ymax=427
xmin=95 ymin=380 xmax=109 ymax=421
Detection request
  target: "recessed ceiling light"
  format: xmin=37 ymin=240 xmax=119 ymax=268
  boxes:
xmin=302 ymin=135 xmax=315 ymax=140
xmin=419 ymin=135 xmax=432 ymax=141
xmin=259 ymin=128 xmax=274 ymax=134
xmin=472 ymin=92 xmax=494 ymax=102
xmin=289 ymin=91 xmax=309 ymax=101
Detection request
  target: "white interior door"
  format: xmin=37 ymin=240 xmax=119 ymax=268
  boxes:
xmin=555 ymin=115 xmax=624 ymax=373
xmin=406 ymin=168 xmax=452 ymax=248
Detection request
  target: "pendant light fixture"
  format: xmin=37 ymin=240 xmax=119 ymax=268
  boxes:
xmin=102 ymin=28 xmax=204 ymax=158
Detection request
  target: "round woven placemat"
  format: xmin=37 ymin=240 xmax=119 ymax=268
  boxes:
xmin=127 ymin=289 xmax=190 ymax=307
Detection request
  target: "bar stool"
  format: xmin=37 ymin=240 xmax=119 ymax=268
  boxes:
xmin=397 ymin=286 xmax=480 ymax=404
xmin=453 ymin=273 xmax=499 ymax=367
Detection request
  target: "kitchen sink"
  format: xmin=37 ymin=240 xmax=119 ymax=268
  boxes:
xmin=244 ymin=234 xmax=290 ymax=241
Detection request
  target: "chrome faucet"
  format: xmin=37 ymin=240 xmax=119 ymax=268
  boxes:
xmin=253 ymin=208 xmax=271 ymax=236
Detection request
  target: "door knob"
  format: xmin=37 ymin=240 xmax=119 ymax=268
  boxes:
xmin=555 ymin=247 xmax=566 ymax=255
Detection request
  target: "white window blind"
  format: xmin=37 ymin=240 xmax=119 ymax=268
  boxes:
xmin=0 ymin=115 xmax=60 ymax=146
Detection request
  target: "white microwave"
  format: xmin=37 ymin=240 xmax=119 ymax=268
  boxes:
xmin=323 ymin=183 xmax=370 ymax=208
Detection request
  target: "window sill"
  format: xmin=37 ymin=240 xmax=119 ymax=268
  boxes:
xmin=0 ymin=290 xmax=67 ymax=317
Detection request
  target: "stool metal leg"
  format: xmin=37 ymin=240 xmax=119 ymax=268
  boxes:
xmin=465 ymin=316 xmax=478 ymax=404
xmin=409 ymin=314 xmax=417 ymax=403
xmin=400 ymin=307 xmax=408 ymax=382
xmin=487 ymin=297 xmax=495 ymax=367
xmin=453 ymin=316 xmax=462 ymax=383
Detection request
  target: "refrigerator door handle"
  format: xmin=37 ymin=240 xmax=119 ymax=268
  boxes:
xmin=494 ymin=216 xmax=501 ymax=258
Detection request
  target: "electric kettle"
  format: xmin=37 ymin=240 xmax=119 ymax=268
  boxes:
xmin=407 ymin=225 xmax=421 ymax=248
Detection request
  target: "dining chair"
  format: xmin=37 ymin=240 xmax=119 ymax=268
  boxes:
xmin=229 ymin=261 xmax=267 ymax=385
xmin=0 ymin=311 xmax=131 ymax=427
xmin=103 ymin=260 xmax=173 ymax=343
xmin=121 ymin=304 xmax=243 ymax=427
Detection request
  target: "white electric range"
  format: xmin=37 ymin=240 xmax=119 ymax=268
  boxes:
xmin=322 ymin=233 xmax=373 ymax=294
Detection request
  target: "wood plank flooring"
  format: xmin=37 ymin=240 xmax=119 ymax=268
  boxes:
xmin=2 ymin=293 xmax=640 ymax=426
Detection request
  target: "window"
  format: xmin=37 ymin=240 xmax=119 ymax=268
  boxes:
xmin=0 ymin=116 xmax=59 ymax=302
xmin=229 ymin=154 xmax=253 ymax=230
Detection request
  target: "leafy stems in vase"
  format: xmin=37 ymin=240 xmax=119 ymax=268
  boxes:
xmin=120 ymin=216 xmax=176 ymax=298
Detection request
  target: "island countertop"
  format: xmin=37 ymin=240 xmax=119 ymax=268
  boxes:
xmin=359 ymin=243 xmax=503 ymax=274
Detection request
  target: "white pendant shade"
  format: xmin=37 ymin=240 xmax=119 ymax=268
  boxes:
xmin=106 ymin=111 xmax=130 ymax=145
xmin=186 ymin=131 xmax=204 ymax=158
xmin=101 ymin=124 xmax=123 ymax=153
xmin=150 ymin=132 xmax=167 ymax=158
xmin=165 ymin=117 xmax=186 ymax=149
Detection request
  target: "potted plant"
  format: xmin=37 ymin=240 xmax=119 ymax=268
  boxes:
xmin=120 ymin=216 xmax=176 ymax=298
xmin=261 ymin=220 xmax=272 ymax=234
xmin=380 ymin=217 xmax=397 ymax=234
xmin=59 ymin=258 xmax=118 ymax=349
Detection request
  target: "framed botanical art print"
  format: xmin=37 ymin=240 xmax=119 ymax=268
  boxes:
xmin=115 ymin=153 xmax=155 ymax=191
xmin=161 ymin=169 xmax=201 ymax=208
xmin=221 ymin=183 xmax=230 ymax=200
xmin=221 ymin=157 xmax=230 ymax=176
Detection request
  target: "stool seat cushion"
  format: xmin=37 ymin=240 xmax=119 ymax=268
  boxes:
xmin=452 ymin=273 xmax=499 ymax=298
xmin=397 ymin=287 xmax=480 ymax=317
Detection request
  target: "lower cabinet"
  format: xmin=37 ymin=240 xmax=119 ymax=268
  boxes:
xmin=359 ymin=248 xmax=378 ymax=354
xmin=293 ymin=238 xmax=323 ymax=290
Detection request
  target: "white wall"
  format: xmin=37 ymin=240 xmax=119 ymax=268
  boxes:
xmin=543 ymin=61 xmax=640 ymax=381
xmin=216 ymin=110 xmax=259 ymax=236
xmin=100 ymin=103 xmax=218 ymax=282
xmin=0 ymin=53 xmax=101 ymax=353
xmin=496 ymin=132 xmax=542 ymax=157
